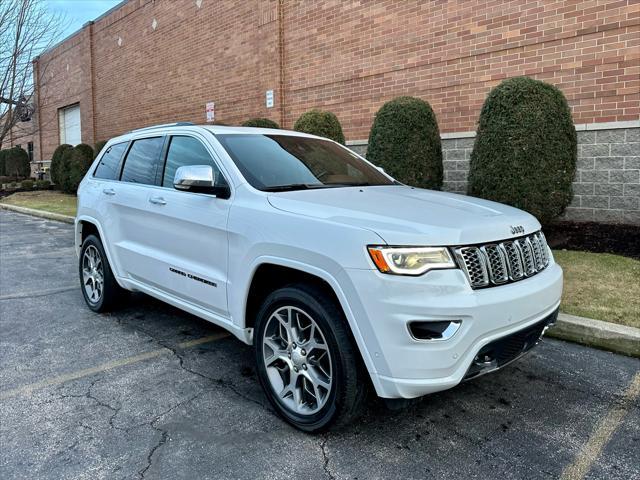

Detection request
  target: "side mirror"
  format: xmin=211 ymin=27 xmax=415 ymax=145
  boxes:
xmin=376 ymin=166 xmax=386 ymax=174
xmin=173 ymin=165 xmax=216 ymax=193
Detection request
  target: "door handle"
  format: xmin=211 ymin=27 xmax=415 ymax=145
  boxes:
xmin=102 ymin=188 xmax=116 ymax=196
xmin=149 ymin=196 xmax=167 ymax=206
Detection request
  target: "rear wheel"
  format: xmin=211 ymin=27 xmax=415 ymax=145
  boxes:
xmin=79 ymin=234 xmax=126 ymax=312
xmin=254 ymin=283 xmax=368 ymax=432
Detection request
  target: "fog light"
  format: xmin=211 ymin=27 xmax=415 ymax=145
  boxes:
xmin=409 ymin=320 xmax=461 ymax=341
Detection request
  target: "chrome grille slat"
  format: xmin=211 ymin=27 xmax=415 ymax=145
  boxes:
xmin=455 ymin=231 xmax=550 ymax=289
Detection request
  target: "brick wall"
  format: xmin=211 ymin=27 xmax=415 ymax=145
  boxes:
xmin=31 ymin=0 xmax=640 ymax=222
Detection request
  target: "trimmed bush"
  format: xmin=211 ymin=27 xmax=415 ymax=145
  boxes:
xmin=94 ymin=140 xmax=108 ymax=159
xmin=4 ymin=146 xmax=30 ymax=179
xmin=21 ymin=179 xmax=34 ymax=189
xmin=242 ymin=118 xmax=280 ymax=129
xmin=467 ymin=77 xmax=577 ymax=224
xmin=50 ymin=144 xmax=72 ymax=187
xmin=0 ymin=149 xmax=8 ymax=176
xmin=60 ymin=144 xmax=94 ymax=194
xmin=35 ymin=179 xmax=51 ymax=189
xmin=293 ymin=109 xmax=345 ymax=144
xmin=367 ymin=96 xmax=443 ymax=189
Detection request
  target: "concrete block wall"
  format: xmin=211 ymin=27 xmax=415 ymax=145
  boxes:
xmin=347 ymin=123 xmax=640 ymax=225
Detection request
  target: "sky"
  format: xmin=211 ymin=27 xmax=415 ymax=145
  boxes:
xmin=46 ymin=0 xmax=123 ymax=41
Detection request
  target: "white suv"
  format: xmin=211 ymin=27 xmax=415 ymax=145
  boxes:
xmin=76 ymin=123 xmax=563 ymax=432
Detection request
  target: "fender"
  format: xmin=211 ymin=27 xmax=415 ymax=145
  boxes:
xmin=240 ymin=255 xmax=385 ymax=394
xmin=75 ymin=214 xmax=128 ymax=289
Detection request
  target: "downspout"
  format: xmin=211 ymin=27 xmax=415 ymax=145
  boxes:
xmin=277 ymin=0 xmax=286 ymax=128
xmin=33 ymin=56 xmax=43 ymax=162
xmin=85 ymin=21 xmax=97 ymax=145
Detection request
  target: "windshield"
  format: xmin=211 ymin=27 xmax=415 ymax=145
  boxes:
xmin=216 ymin=134 xmax=394 ymax=191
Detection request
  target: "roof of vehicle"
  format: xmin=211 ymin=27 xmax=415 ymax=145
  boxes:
xmin=120 ymin=122 xmax=322 ymax=140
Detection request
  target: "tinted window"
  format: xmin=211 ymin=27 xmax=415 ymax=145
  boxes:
xmin=94 ymin=142 xmax=127 ymax=180
xmin=162 ymin=136 xmax=227 ymax=188
xmin=120 ymin=137 xmax=164 ymax=185
xmin=216 ymin=134 xmax=392 ymax=191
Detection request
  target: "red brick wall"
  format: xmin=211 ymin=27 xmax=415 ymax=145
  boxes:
xmin=34 ymin=0 xmax=640 ymax=160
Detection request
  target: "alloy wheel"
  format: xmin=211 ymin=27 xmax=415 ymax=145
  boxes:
xmin=262 ymin=306 xmax=333 ymax=415
xmin=82 ymin=245 xmax=104 ymax=304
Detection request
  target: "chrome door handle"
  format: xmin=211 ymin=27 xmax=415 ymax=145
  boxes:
xmin=149 ymin=196 xmax=167 ymax=206
xmin=102 ymin=188 xmax=116 ymax=196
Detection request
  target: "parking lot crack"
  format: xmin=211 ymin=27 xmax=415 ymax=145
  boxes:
xmin=136 ymin=388 xmax=209 ymax=479
xmin=320 ymin=434 xmax=336 ymax=480
xmin=158 ymin=339 xmax=276 ymax=416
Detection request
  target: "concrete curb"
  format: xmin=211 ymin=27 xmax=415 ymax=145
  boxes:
xmin=549 ymin=313 xmax=640 ymax=358
xmin=0 ymin=203 xmax=75 ymax=224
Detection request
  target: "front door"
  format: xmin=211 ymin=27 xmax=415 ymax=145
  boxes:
xmin=141 ymin=134 xmax=231 ymax=318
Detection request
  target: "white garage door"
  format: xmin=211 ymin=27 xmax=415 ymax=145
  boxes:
xmin=58 ymin=104 xmax=81 ymax=146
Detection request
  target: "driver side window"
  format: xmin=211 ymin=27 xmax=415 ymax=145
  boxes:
xmin=162 ymin=136 xmax=227 ymax=189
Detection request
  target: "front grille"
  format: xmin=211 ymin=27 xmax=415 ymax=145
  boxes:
xmin=455 ymin=231 xmax=550 ymax=289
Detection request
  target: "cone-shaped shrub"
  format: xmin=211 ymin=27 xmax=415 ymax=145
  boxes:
xmin=4 ymin=146 xmax=30 ymax=179
xmin=293 ymin=109 xmax=345 ymax=144
xmin=242 ymin=118 xmax=280 ymax=129
xmin=94 ymin=140 xmax=108 ymax=159
xmin=0 ymin=149 xmax=8 ymax=176
xmin=367 ymin=96 xmax=443 ymax=189
xmin=50 ymin=144 xmax=72 ymax=187
xmin=60 ymin=143 xmax=94 ymax=194
xmin=468 ymin=77 xmax=577 ymax=224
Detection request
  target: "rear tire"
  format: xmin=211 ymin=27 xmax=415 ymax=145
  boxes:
xmin=254 ymin=283 xmax=368 ymax=432
xmin=79 ymin=234 xmax=126 ymax=312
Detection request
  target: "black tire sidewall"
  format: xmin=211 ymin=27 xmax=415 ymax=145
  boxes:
xmin=254 ymin=286 xmax=348 ymax=432
xmin=79 ymin=235 xmax=115 ymax=312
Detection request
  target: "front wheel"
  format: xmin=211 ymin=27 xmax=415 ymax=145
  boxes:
xmin=254 ymin=284 xmax=368 ymax=432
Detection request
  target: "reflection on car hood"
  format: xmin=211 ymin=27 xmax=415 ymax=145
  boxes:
xmin=267 ymin=185 xmax=541 ymax=245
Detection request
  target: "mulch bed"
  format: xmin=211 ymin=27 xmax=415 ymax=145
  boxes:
xmin=545 ymin=221 xmax=640 ymax=260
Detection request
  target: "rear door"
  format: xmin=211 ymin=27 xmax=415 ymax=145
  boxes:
xmin=108 ymin=136 xmax=167 ymax=285
xmin=140 ymin=133 xmax=232 ymax=318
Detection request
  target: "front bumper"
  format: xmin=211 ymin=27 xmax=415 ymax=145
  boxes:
xmin=340 ymin=261 xmax=563 ymax=399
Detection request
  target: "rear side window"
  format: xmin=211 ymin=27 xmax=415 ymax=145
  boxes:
xmin=162 ymin=136 xmax=227 ymax=188
xmin=120 ymin=137 xmax=165 ymax=185
xmin=93 ymin=142 xmax=127 ymax=180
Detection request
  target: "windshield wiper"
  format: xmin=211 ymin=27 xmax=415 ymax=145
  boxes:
xmin=261 ymin=183 xmax=328 ymax=192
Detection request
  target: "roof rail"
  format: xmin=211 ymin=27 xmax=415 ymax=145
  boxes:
xmin=127 ymin=122 xmax=194 ymax=134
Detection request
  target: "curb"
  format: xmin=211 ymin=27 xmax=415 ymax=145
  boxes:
xmin=0 ymin=203 xmax=75 ymax=224
xmin=549 ymin=313 xmax=640 ymax=358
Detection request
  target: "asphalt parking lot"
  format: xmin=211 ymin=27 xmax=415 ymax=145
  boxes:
xmin=0 ymin=210 xmax=638 ymax=480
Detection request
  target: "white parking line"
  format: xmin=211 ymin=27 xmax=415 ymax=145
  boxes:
xmin=560 ymin=371 xmax=640 ymax=480
xmin=0 ymin=332 xmax=230 ymax=401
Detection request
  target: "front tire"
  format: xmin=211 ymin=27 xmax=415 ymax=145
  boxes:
xmin=79 ymin=234 xmax=125 ymax=312
xmin=254 ymin=283 xmax=368 ymax=432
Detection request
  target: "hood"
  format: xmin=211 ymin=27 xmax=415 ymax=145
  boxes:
xmin=267 ymin=185 xmax=541 ymax=246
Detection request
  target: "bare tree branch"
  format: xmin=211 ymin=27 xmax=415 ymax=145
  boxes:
xmin=0 ymin=0 xmax=67 ymax=149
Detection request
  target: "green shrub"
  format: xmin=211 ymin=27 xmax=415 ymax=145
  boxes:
xmin=293 ymin=109 xmax=345 ymax=144
xmin=60 ymin=144 xmax=94 ymax=194
xmin=0 ymin=149 xmax=8 ymax=176
xmin=35 ymin=179 xmax=51 ymax=189
xmin=467 ymin=77 xmax=577 ymax=224
xmin=21 ymin=179 xmax=34 ymax=189
xmin=242 ymin=118 xmax=280 ymax=129
xmin=50 ymin=144 xmax=72 ymax=187
xmin=367 ymin=96 xmax=443 ymax=189
xmin=3 ymin=146 xmax=30 ymax=179
xmin=94 ymin=140 xmax=108 ymax=159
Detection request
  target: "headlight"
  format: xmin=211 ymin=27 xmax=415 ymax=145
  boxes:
xmin=367 ymin=246 xmax=456 ymax=276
